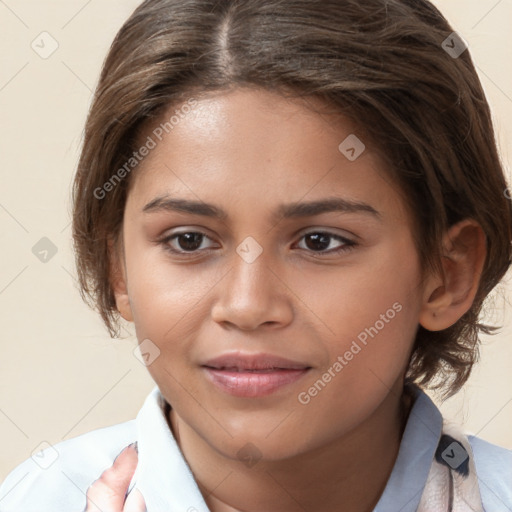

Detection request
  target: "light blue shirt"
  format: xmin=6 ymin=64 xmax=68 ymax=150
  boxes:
xmin=0 ymin=385 xmax=510 ymax=511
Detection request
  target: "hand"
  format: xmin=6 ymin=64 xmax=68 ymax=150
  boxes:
xmin=85 ymin=443 xmax=146 ymax=512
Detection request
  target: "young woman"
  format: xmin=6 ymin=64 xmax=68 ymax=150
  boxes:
xmin=1 ymin=1 xmax=511 ymax=511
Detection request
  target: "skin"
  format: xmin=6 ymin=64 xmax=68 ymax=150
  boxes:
xmin=103 ymin=87 xmax=486 ymax=512
xmin=85 ymin=444 xmax=146 ymax=512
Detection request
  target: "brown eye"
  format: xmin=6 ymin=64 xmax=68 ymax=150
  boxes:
xmin=161 ymin=231 xmax=214 ymax=254
xmin=174 ymin=232 xmax=205 ymax=252
xmin=296 ymin=231 xmax=357 ymax=255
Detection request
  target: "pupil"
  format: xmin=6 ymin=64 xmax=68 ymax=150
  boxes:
xmin=179 ymin=233 xmax=203 ymax=251
xmin=306 ymin=233 xmax=329 ymax=251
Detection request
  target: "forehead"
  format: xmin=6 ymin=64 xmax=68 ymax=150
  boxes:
xmin=125 ymin=87 xmax=409 ymax=225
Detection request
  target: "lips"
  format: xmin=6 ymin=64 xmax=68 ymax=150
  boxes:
xmin=201 ymin=352 xmax=311 ymax=398
xmin=202 ymin=353 xmax=310 ymax=372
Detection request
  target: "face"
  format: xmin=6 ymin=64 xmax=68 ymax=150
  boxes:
xmin=112 ymin=87 xmax=429 ymax=461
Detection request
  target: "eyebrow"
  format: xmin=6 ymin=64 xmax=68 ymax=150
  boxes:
xmin=142 ymin=195 xmax=381 ymax=222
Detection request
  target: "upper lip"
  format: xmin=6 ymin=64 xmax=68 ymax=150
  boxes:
xmin=202 ymin=352 xmax=311 ymax=371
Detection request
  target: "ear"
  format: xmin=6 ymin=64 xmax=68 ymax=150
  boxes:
xmin=419 ymin=219 xmax=486 ymax=332
xmin=108 ymin=236 xmax=134 ymax=323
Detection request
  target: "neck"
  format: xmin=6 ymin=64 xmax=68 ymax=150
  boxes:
xmin=168 ymin=381 xmax=413 ymax=512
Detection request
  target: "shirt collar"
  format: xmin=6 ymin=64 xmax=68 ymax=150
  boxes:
xmin=374 ymin=384 xmax=443 ymax=511
xmin=134 ymin=386 xmax=211 ymax=511
xmin=133 ymin=384 xmax=442 ymax=511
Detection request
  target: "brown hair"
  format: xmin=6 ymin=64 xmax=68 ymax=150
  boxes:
xmin=72 ymin=0 xmax=512 ymax=398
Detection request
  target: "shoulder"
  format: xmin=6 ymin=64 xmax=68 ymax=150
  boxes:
xmin=0 ymin=419 xmax=137 ymax=512
xmin=468 ymin=434 xmax=512 ymax=511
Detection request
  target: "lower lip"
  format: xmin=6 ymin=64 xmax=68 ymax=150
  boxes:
xmin=202 ymin=367 xmax=310 ymax=397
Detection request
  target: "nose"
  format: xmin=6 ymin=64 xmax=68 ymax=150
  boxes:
xmin=210 ymin=247 xmax=294 ymax=331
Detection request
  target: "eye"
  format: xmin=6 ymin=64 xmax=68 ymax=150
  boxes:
xmin=295 ymin=231 xmax=357 ymax=255
xmin=160 ymin=231 xmax=216 ymax=255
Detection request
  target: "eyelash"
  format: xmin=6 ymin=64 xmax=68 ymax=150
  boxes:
xmin=159 ymin=230 xmax=357 ymax=258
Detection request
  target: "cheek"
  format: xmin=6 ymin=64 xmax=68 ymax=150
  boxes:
xmin=124 ymin=236 xmax=218 ymax=336
xmin=307 ymin=239 xmax=422 ymax=349
xmin=297 ymin=240 xmax=423 ymax=418
xmin=293 ymin=260 xmax=421 ymax=445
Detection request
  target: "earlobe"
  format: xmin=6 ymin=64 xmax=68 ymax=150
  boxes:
xmin=108 ymin=237 xmax=134 ymax=323
xmin=419 ymin=219 xmax=486 ymax=332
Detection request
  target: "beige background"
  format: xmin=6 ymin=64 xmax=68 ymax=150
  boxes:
xmin=0 ymin=0 xmax=511 ymax=482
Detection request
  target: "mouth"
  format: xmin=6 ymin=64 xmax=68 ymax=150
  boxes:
xmin=201 ymin=353 xmax=312 ymax=398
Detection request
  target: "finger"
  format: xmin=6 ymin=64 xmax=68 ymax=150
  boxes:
xmin=124 ymin=488 xmax=147 ymax=512
xmin=85 ymin=443 xmax=139 ymax=512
